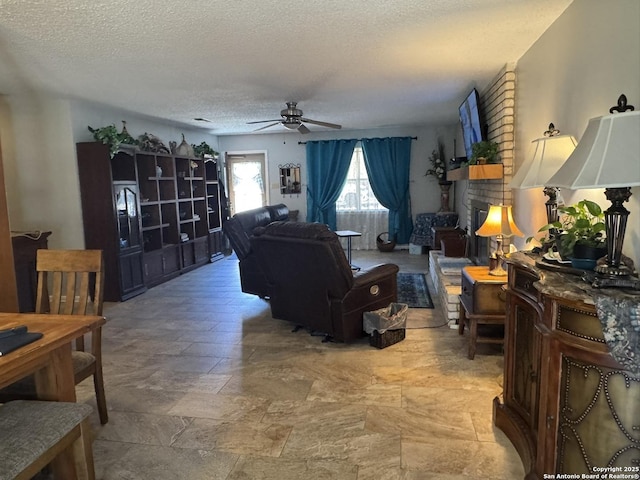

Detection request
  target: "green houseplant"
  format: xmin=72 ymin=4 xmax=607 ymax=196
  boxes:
xmin=470 ymin=140 xmax=499 ymax=164
xmin=538 ymin=199 xmax=606 ymax=263
xmin=88 ymin=121 xmax=137 ymax=158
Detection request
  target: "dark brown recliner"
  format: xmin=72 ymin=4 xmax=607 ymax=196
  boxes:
xmin=252 ymin=221 xmax=399 ymax=342
xmin=223 ymin=204 xmax=289 ymax=297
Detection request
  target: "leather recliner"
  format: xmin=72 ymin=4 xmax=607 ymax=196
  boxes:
xmin=251 ymin=221 xmax=399 ymax=342
xmin=223 ymin=204 xmax=289 ymax=297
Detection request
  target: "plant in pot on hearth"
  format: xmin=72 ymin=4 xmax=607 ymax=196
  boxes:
xmin=469 ymin=140 xmax=499 ymax=165
xmin=538 ymin=199 xmax=606 ymax=268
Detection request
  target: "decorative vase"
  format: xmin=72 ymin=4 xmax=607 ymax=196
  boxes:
xmin=438 ymin=181 xmax=452 ymax=212
xmin=175 ymin=133 xmax=194 ymax=157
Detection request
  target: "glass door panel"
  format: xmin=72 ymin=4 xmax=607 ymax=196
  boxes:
xmin=227 ymin=154 xmax=266 ymax=215
xmin=115 ymin=183 xmax=141 ymax=250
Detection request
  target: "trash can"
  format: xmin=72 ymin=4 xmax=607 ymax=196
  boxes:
xmin=363 ymin=302 xmax=408 ymax=349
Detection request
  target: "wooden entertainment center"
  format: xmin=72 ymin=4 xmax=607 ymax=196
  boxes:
xmin=496 ymin=252 xmax=639 ymax=476
xmin=76 ymin=142 xmax=225 ymax=302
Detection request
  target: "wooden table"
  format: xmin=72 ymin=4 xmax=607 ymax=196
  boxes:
xmin=457 ymin=266 xmax=507 ymax=359
xmin=0 ymin=312 xmax=105 ymax=478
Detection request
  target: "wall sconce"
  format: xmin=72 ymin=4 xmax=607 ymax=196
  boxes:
xmin=476 ymin=204 xmax=524 ymax=276
xmin=509 ymin=123 xmax=577 ymax=225
xmin=547 ymin=94 xmax=640 ymax=286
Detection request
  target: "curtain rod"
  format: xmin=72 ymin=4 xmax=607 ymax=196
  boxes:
xmin=297 ymin=136 xmax=417 ymax=145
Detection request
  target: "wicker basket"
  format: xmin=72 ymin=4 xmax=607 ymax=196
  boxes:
xmin=369 ymin=328 xmax=406 ymax=349
xmin=376 ymin=232 xmax=396 ymax=252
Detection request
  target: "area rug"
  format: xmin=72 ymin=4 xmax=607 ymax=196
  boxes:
xmin=397 ymin=273 xmax=434 ymax=309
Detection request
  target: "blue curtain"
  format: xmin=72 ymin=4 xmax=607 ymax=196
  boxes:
xmin=306 ymin=139 xmax=357 ymax=229
xmin=361 ymin=137 xmax=413 ymax=244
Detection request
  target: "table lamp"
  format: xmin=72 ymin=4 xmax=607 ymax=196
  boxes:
xmin=509 ymin=123 xmax=577 ymax=225
xmin=546 ymin=94 xmax=640 ymax=284
xmin=476 ymin=204 xmax=524 ymax=276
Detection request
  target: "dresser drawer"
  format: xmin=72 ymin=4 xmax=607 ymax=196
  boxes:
xmin=461 ymin=266 xmax=507 ymax=315
xmin=511 ymin=266 xmax=540 ymax=302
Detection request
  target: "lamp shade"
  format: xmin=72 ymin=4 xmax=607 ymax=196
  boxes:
xmin=509 ymin=134 xmax=577 ymax=189
xmin=475 ymin=204 xmax=524 ymax=238
xmin=546 ymin=110 xmax=640 ymax=189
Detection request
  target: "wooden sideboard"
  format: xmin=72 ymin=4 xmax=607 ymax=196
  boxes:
xmin=495 ymin=252 xmax=640 ymax=477
xmin=11 ymin=231 xmax=51 ymax=312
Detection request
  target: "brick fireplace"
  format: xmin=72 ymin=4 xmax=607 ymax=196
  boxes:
xmin=431 ymin=63 xmax=517 ymax=326
xmin=464 ymin=63 xmax=516 ymax=256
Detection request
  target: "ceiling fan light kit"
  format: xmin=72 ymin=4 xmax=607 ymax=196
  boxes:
xmin=248 ymin=101 xmax=341 ymax=134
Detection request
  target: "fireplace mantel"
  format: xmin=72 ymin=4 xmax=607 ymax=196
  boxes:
xmin=447 ymin=164 xmax=503 ymax=181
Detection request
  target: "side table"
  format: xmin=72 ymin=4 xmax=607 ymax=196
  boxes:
xmin=335 ymin=230 xmax=361 ymax=270
xmin=458 ymin=265 xmax=507 ymax=359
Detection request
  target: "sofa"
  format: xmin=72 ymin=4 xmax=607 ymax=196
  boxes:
xmin=252 ymin=221 xmax=399 ymax=342
xmin=223 ymin=204 xmax=289 ymax=297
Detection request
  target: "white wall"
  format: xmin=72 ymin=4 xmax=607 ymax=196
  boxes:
xmin=219 ymin=124 xmax=458 ymax=226
xmin=512 ymin=0 xmax=640 ymax=265
xmin=1 ymin=94 xmax=81 ymax=248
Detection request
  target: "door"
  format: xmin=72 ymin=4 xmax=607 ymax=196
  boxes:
xmin=226 ymin=153 xmax=267 ymax=215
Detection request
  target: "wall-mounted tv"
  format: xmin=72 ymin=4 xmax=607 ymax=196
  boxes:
xmin=459 ymin=88 xmax=485 ymax=159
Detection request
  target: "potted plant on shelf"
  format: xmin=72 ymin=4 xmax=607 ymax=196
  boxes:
xmin=88 ymin=121 xmax=137 ymax=158
xmin=470 ymin=140 xmax=499 ymax=165
xmin=538 ymin=199 xmax=606 ymax=269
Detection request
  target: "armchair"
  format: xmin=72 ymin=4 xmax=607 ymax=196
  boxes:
xmin=252 ymin=221 xmax=399 ymax=342
xmin=223 ymin=204 xmax=289 ymax=297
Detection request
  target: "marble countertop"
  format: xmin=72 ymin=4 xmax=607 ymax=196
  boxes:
xmin=506 ymin=251 xmax=640 ymax=374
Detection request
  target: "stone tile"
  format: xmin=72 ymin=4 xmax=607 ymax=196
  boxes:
xmin=402 ymin=386 xmax=500 ymax=415
xmin=96 ymin=411 xmax=192 ymax=446
xmin=218 ymin=372 xmax=313 ymax=401
xmin=282 ymin=427 xmax=401 ymax=467
xmin=228 ymin=456 xmax=358 ymax=480
xmin=168 ymin=392 xmax=270 ymax=422
xmin=365 ymin=405 xmax=477 ymax=442
xmin=93 ymin=440 xmax=238 ymax=480
xmin=172 ymin=418 xmax=291 ymax=457
xmin=136 ymin=370 xmax=232 ymax=393
xmin=92 ymin=250 xmax=523 ymax=477
xmin=263 ymin=399 xmax=367 ymax=430
xmin=402 ymin=437 xmax=524 ymax=478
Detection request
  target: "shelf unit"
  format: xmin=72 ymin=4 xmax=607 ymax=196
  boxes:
xmin=76 ymin=142 xmax=224 ymax=301
xmin=447 ymin=164 xmax=503 ymax=181
xmin=205 ymin=158 xmax=224 ymax=261
xmin=77 ymin=143 xmax=146 ymax=301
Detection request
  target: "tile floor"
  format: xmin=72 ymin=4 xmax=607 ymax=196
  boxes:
xmin=77 ymin=249 xmax=524 ymax=479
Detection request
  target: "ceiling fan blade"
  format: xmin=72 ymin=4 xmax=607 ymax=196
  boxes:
xmin=252 ymin=122 xmax=281 ymax=132
xmin=247 ymin=119 xmax=282 ymax=125
xmin=297 ymin=124 xmax=310 ymax=134
xmin=301 ymin=117 xmax=342 ymax=129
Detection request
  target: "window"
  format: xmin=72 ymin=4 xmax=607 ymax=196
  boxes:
xmin=336 ymin=147 xmax=386 ymax=211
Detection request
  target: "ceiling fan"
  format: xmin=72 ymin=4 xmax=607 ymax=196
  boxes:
xmin=247 ymin=101 xmax=342 ymax=134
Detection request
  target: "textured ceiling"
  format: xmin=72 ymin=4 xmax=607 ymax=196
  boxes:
xmin=0 ymin=0 xmax=573 ymax=135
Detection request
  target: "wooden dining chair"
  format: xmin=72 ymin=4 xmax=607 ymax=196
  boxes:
xmin=35 ymin=249 xmax=108 ymax=425
xmin=0 ymin=400 xmax=95 ymax=480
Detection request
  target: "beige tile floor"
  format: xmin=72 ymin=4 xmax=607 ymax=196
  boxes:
xmin=77 ymin=248 xmax=524 ymax=479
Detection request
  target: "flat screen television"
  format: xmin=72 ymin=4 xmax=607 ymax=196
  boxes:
xmin=459 ymin=88 xmax=484 ymax=159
